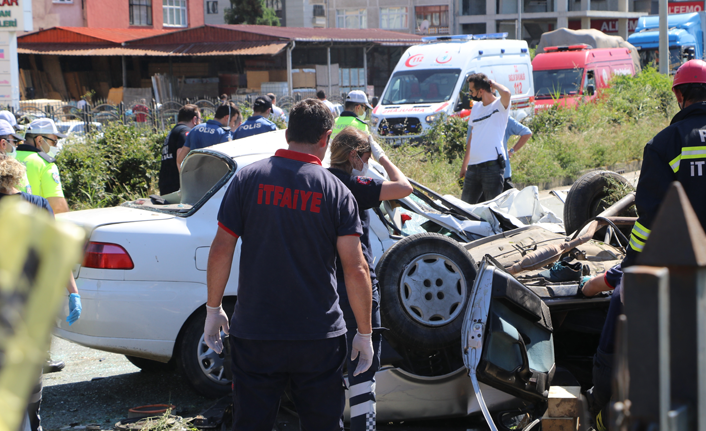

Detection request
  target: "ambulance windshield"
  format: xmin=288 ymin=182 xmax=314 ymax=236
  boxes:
xmin=533 ymin=69 xmax=584 ymax=98
xmin=381 ymin=69 xmax=461 ymax=105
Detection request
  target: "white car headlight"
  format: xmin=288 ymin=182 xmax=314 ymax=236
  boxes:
xmin=425 ymin=115 xmax=437 ymax=124
xmin=371 ymin=116 xmax=380 ymax=127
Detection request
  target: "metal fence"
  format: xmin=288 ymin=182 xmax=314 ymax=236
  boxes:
xmin=6 ymin=93 xmax=346 ymax=132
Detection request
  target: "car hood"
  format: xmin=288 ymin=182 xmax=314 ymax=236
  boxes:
xmin=57 ymin=206 xmax=175 ymax=235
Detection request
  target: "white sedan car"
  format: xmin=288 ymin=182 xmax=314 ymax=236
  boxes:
xmin=57 ymin=130 xmax=621 ymax=423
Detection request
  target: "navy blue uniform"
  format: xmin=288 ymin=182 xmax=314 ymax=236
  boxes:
xmin=232 ymin=115 xmax=277 ymax=140
xmin=185 ymin=119 xmax=230 ymax=150
xmin=328 ymin=168 xmax=383 ymax=431
xmin=0 ymin=192 xmax=54 ymax=215
xmin=218 ymin=149 xmax=362 ymax=431
xmin=589 ymin=102 xmax=706 ymax=417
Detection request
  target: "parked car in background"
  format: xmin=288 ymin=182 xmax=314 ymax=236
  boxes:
xmin=55 ymin=130 xmax=633 ymax=423
xmin=533 ymin=45 xmax=636 ymax=111
xmin=55 ymin=121 xmax=103 ymax=139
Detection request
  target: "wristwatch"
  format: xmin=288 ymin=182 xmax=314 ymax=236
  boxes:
xmin=509 ymin=148 xmax=515 ymax=155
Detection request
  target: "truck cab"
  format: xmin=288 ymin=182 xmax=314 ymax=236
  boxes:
xmin=532 ymin=45 xmax=635 ymax=111
xmin=370 ymin=34 xmax=534 ymax=145
xmin=627 ymin=12 xmax=705 ymax=72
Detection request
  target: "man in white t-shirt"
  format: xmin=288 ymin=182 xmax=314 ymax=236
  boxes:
xmin=459 ymin=74 xmax=511 ymax=204
xmin=317 ymin=90 xmax=337 ymax=116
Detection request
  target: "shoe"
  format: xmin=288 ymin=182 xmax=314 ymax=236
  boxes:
xmin=43 ymin=359 xmax=65 ymax=373
xmin=539 ymin=261 xmax=583 ymax=282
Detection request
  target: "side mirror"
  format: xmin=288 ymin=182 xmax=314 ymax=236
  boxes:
xmin=685 ymin=47 xmax=696 ymax=61
xmin=456 ymin=92 xmax=471 ymax=111
xmin=586 ymin=84 xmax=595 ymax=96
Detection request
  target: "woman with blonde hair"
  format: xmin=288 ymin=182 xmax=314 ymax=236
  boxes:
xmin=0 ymin=153 xmax=82 ymax=431
xmin=327 ymin=126 xmax=413 ymax=431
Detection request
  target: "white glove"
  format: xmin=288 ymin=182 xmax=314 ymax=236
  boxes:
xmin=204 ymin=305 xmax=230 ymax=354
xmin=368 ymin=135 xmax=386 ymax=162
xmin=350 ymin=330 xmax=374 ymax=376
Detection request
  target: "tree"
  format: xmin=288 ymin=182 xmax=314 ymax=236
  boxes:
xmin=225 ymin=0 xmax=280 ymax=26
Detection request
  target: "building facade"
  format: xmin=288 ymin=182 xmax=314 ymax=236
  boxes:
xmin=29 ymin=0 xmax=207 ymax=31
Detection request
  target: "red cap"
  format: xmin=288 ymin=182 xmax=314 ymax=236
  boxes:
xmin=673 ymin=60 xmax=706 ymax=88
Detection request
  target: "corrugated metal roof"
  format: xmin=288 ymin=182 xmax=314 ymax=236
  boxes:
xmin=19 ymin=27 xmax=174 ymax=44
xmin=17 ymin=41 xmax=287 ymax=57
xmin=126 ymin=24 xmax=422 ymax=45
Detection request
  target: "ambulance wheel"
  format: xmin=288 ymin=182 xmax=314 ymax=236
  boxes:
xmin=564 ymin=170 xmax=635 ymax=236
xmin=377 ymin=233 xmax=477 ymax=352
xmin=177 ymin=299 xmax=235 ymax=398
xmin=124 ymin=355 xmax=174 ymax=373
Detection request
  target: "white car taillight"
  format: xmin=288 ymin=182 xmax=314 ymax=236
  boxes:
xmin=82 ymin=242 xmax=134 ymax=269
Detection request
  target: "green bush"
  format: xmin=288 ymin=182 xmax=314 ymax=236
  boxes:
xmin=57 ymin=122 xmax=166 ymax=210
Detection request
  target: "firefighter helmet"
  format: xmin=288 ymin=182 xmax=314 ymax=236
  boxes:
xmin=673 ymin=60 xmax=706 ymax=88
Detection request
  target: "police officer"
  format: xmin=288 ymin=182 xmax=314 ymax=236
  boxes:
xmin=204 ymin=99 xmax=373 ymax=431
xmin=331 ymin=90 xmax=372 ymax=140
xmin=232 ymin=96 xmax=277 ymax=140
xmin=176 ymin=102 xmax=239 ymax=168
xmin=159 ymin=104 xmax=200 ymax=195
xmin=0 ymin=119 xmax=30 ymax=194
xmin=582 ymin=59 xmax=706 ymax=430
xmin=17 ymin=118 xmax=69 ymax=214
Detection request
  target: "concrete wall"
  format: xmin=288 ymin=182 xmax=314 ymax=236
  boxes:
xmin=204 ymin=0 xmax=226 ymax=25
xmin=31 ymin=0 xmax=84 ymax=31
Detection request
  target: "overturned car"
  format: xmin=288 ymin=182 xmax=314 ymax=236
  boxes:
xmin=55 ymin=129 xmax=635 ymax=423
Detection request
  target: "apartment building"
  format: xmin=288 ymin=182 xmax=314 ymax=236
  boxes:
xmin=30 ymin=0 xmax=208 ymax=30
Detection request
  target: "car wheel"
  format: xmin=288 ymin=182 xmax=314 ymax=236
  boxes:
xmin=377 ymin=233 xmax=477 ymax=353
xmin=563 ymin=170 xmax=634 ymax=235
xmin=124 ymin=355 xmax=174 ymax=373
xmin=177 ymin=301 xmax=235 ymax=398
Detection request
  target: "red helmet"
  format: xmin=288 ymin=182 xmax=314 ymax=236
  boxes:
xmin=673 ymin=60 xmax=706 ymax=88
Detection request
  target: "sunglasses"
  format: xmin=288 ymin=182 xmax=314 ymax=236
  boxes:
xmin=43 ymin=136 xmax=58 ymax=145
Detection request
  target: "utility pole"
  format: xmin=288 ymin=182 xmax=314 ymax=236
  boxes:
xmin=659 ymin=0 xmax=668 ymax=74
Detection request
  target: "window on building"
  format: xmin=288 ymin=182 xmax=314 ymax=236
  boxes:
xmin=313 ymin=5 xmax=326 ymax=17
xmin=461 ymin=0 xmax=485 ymax=15
xmin=163 ymin=0 xmax=187 ymax=27
xmin=265 ymin=0 xmax=284 ymax=21
xmin=380 ymin=7 xmax=408 ymax=30
xmin=462 ymin=23 xmax=486 ymax=35
xmin=415 ymin=5 xmax=449 ymax=35
xmin=206 ymin=1 xmax=218 ymax=14
xmin=336 ymin=9 xmax=367 ymax=29
xmin=53 ymin=0 xmax=72 ymax=3
xmin=130 ymin=0 xmax=152 ymax=26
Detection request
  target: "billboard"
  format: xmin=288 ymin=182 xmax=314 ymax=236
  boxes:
xmin=668 ymin=1 xmax=704 ymax=13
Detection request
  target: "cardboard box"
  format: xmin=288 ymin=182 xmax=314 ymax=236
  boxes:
xmin=246 ymin=71 xmax=270 ymax=91
xmin=269 ymin=70 xmax=288 ymax=82
xmin=292 ymin=69 xmax=316 ymax=88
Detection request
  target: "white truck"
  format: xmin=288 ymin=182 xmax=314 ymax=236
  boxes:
xmin=370 ymin=34 xmax=535 ymax=145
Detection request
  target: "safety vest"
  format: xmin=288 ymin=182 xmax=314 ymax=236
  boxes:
xmin=16 ymin=145 xmax=64 ymax=199
xmin=332 ymin=112 xmax=369 ymax=140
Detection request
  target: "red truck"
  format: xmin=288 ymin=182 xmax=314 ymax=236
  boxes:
xmin=532 ymin=45 xmax=636 ymax=111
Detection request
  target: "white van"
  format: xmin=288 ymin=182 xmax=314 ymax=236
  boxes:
xmin=370 ymin=34 xmax=534 ymax=145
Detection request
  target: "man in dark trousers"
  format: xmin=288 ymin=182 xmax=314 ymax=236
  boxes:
xmin=232 ymin=96 xmax=277 ymax=139
xmin=581 ymin=59 xmax=706 ymax=430
xmin=204 ymin=99 xmax=373 ymax=431
xmin=159 ymin=104 xmax=200 ymax=195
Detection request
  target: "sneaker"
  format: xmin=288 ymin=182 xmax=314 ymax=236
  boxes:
xmin=538 ymin=260 xmax=583 ymax=282
xmin=43 ymin=359 xmax=65 ymax=373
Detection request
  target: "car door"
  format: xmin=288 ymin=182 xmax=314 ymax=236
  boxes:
xmin=462 ymin=256 xmax=555 ymax=422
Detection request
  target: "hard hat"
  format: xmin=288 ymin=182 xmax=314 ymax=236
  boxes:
xmin=672 ymin=60 xmax=706 ymax=88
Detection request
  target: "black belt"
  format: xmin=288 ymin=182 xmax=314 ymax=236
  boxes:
xmin=471 ymin=159 xmax=500 ymax=169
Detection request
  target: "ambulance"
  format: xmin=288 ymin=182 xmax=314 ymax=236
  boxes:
xmin=370 ymin=34 xmax=534 ymax=145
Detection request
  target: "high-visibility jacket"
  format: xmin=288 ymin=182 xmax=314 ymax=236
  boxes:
xmin=624 ymin=101 xmax=706 ymax=266
xmin=332 ymin=111 xmax=369 ymax=140
xmin=16 ymin=144 xmax=64 ymax=198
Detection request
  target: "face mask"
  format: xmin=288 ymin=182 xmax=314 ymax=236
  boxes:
xmin=357 ymin=110 xmax=367 ymax=121
xmin=47 ymin=146 xmax=60 ymax=158
xmin=5 ymin=142 xmax=15 ymax=159
xmin=471 ymin=95 xmax=482 ymax=102
xmin=352 ymin=153 xmax=369 ymax=176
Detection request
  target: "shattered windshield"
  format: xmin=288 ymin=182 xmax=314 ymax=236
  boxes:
xmin=381 ymin=69 xmax=461 ymax=105
xmin=533 ymin=69 xmax=584 ymax=98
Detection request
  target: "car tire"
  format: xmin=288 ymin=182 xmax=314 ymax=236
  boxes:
xmin=124 ymin=355 xmax=174 ymax=373
xmin=177 ymin=300 xmax=235 ymax=398
xmin=563 ymin=170 xmax=634 ymax=235
xmin=377 ymin=233 xmax=477 ymax=352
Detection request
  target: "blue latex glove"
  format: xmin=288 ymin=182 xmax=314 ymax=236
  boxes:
xmin=67 ymin=293 xmax=82 ymax=325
